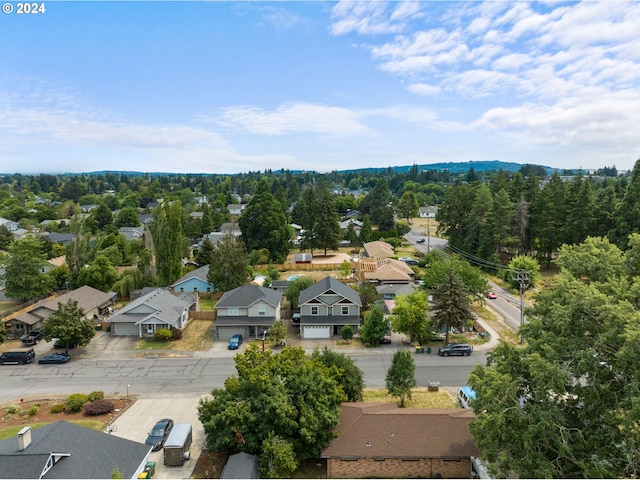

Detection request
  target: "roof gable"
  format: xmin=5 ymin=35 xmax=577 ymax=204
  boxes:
xmin=172 ymin=264 xmax=212 ymax=287
xmin=299 ymin=277 xmax=362 ymax=307
xmin=216 ymin=284 xmax=282 ymax=309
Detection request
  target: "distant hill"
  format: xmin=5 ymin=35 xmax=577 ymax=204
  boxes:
xmin=343 ymin=160 xmax=555 ymax=174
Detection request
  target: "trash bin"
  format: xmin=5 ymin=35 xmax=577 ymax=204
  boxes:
xmin=137 ymin=471 xmax=149 ymax=479
xmin=415 ymin=345 xmax=421 ymax=354
xmin=95 ymin=323 xmax=102 ymax=331
xmin=106 ymin=326 xmax=111 ymax=332
xmin=427 ymin=346 xmax=431 ymax=354
xmin=420 ymin=347 xmax=425 ymax=354
xmin=145 ymin=461 xmax=156 ymax=477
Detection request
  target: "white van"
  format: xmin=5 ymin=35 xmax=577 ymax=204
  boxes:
xmin=459 ymin=386 xmax=476 ymax=409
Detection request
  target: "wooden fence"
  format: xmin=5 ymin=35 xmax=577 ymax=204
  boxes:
xmin=254 ymin=263 xmax=346 ymax=271
xmin=190 ymin=310 xmax=216 ymax=321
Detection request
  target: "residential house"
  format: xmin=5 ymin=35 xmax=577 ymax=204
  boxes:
xmin=362 ymin=240 xmax=395 ymax=259
xmin=12 ymin=228 xmax=32 ymax=240
xmin=321 ymin=403 xmax=479 ymax=479
xmin=4 ymin=286 xmax=115 ymax=336
xmin=205 ymin=222 xmax=242 ymax=245
xmin=357 ymin=258 xmax=414 ymax=285
xmin=39 ymin=255 xmax=66 ymax=274
xmin=227 ymin=204 xmax=244 ymax=216
xmin=375 ymin=283 xmax=417 ymax=300
xmin=80 ymin=204 xmax=98 ymax=213
xmin=419 ymin=206 xmax=438 ymax=218
xmin=138 ymin=213 xmax=154 ymax=225
xmin=108 ymin=288 xmax=195 ymax=337
xmin=118 ymin=226 xmax=144 ymax=241
xmin=214 ymin=284 xmax=282 ymax=341
xmin=172 ymin=265 xmax=214 ymax=293
xmin=46 ymin=232 xmax=74 ymax=246
xmin=189 ymin=211 xmax=204 ymax=220
xmin=0 ymin=421 xmax=151 ymax=479
xmin=298 ymin=276 xmax=362 ymax=339
xmin=0 ymin=217 xmax=18 ymax=231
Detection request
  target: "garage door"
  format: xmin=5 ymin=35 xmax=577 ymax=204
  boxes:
xmin=302 ymin=326 xmax=331 ymax=339
xmin=217 ymin=327 xmax=247 ymax=342
xmin=113 ymin=323 xmax=138 ymax=336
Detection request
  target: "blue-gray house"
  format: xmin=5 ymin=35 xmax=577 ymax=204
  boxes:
xmin=171 ymin=265 xmax=214 ymax=293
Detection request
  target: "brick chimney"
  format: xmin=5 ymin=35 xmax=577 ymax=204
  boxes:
xmin=18 ymin=426 xmax=31 ymax=451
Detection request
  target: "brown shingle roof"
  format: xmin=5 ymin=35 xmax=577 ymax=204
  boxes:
xmin=321 ymin=403 xmax=478 ymax=459
xmin=362 ymin=241 xmax=395 ymax=259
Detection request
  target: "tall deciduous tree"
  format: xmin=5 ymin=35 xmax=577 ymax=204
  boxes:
xmin=239 ymin=179 xmax=292 ymax=263
xmin=198 ymin=345 xmax=343 ymax=472
xmin=207 ymin=234 xmax=249 ymax=292
xmin=3 ymin=237 xmax=50 ymax=302
xmin=397 ymin=191 xmax=419 ymax=223
xmin=385 ymin=349 xmax=416 ymax=408
xmin=391 ymin=290 xmax=431 ymax=344
xmin=360 ymin=306 xmax=390 ymax=347
xmin=152 ymin=202 xmax=184 ymax=286
xmin=284 ymin=277 xmax=315 ymax=310
xmin=77 ymin=256 xmax=118 ymax=292
xmin=41 ymin=299 xmax=95 ymax=354
xmin=311 ymin=346 xmax=365 ymax=402
xmin=469 ymin=269 xmax=640 ymax=478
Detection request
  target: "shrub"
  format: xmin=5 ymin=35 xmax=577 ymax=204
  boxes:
xmin=27 ymin=405 xmax=39 ymax=417
xmin=88 ymin=391 xmax=104 ymax=402
xmin=65 ymin=393 xmax=89 ymax=413
xmin=170 ymin=326 xmax=183 ymax=340
xmin=50 ymin=403 xmax=66 ymax=414
xmin=341 ymin=325 xmax=354 ymax=341
xmin=6 ymin=405 xmax=20 ymax=415
xmin=153 ymin=328 xmax=172 ymax=342
xmin=84 ymin=399 xmax=115 ymax=416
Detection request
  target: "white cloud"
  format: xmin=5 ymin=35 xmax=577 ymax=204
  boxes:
xmin=329 ymin=0 xmax=405 ymax=36
xmin=407 ymin=83 xmax=441 ymax=96
xmin=218 ymin=102 xmax=372 ymax=136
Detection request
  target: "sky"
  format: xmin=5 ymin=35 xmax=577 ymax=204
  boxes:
xmin=1 ymin=0 xmax=639 ymax=175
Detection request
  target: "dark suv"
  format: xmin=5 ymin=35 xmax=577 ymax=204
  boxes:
xmin=21 ymin=330 xmax=42 ymax=345
xmin=438 ymin=342 xmax=473 ymax=357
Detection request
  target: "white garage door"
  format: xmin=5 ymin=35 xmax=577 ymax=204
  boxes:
xmin=302 ymin=326 xmax=331 ymax=339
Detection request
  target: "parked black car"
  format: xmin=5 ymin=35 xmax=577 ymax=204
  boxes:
xmin=416 ymin=238 xmax=426 ymax=243
xmin=21 ymin=330 xmax=42 ymax=345
xmin=145 ymin=418 xmax=174 ymax=451
xmin=438 ymin=342 xmax=473 ymax=357
xmin=38 ymin=352 xmax=71 ymax=364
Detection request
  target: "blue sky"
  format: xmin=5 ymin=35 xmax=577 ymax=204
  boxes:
xmin=1 ymin=1 xmax=639 ymax=174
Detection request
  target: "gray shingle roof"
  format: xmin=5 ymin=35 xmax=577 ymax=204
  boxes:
xmin=0 ymin=421 xmax=151 ymax=479
xmin=299 ymin=276 xmax=362 ymax=307
xmin=172 ymin=265 xmax=211 ymax=287
xmin=216 ymin=284 xmax=282 ymax=309
xmin=109 ymin=288 xmax=195 ymax=326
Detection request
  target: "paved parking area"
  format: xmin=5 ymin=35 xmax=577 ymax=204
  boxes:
xmin=110 ymin=393 xmax=209 ymax=479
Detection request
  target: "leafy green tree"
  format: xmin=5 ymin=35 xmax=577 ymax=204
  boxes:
xmin=355 ymin=281 xmax=379 ymax=311
xmin=92 ymin=203 xmax=114 ymax=230
xmin=503 ymin=255 xmax=541 ymax=289
xmin=555 ymin=236 xmax=624 ymax=283
xmin=206 ymin=234 xmax=249 ymax=292
xmin=369 ymin=179 xmax=395 ymax=230
xmin=198 ymin=345 xmax=343 ymax=464
xmin=259 ymin=436 xmax=299 ymax=479
xmin=397 ymin=191 xmax=419 ymax=223
xmin=152 ymin=202 xmax=184 ymax=285
xmin=430 ymin=266 xmax=474 ymax=344
xmin=267 ymin=320 xmax=286 ymax=344
xmin=360 ymin=306 xmax=390 ymax=347
xmin=239 ymin=179 xmax=291 ymax=263
xmin=344 ymin=221 xmax=358 ymax=244
xmin=41 ymin=299 xmax=95 ymax=354
xmin=422 ymin=254 xmax=488 ymax=303
xmin=611 ymin=158 xmax=640 ymax=248
xmin=531 ymin=174 xmax=567 ymax=267
xmin=0 ymin=327 xmax=7 ymax=345
xmin=469 ymin=270 xmax=640 ymax=478
xmin=284 ymin=277 xmax=315 ymax=310
xmin=391 ymin=290 xmax=431 ymax=344
xmin=114 ymin=206 xmax=140 ymax=228
xmin=3 ymin=237 xmax=50 ymax=302
xmin=385 ymin=349 xmax=416 ymax=408
xmin=77 ymin=256 xmax=118 ymax=292
xmin=340 ymin=325 xmax=353 ymax=341
xmin=0 ymin=224 xmax=13 ymax=250
xmin=311 ymin=346 xmax=364 ymax=402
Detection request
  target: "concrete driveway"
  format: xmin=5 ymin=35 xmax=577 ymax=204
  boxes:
xmin=110 ymin=393 xmax=210 ymax=479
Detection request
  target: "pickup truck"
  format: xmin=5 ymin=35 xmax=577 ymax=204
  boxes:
xmin=21 ymin=330 xmax=42 ymax=345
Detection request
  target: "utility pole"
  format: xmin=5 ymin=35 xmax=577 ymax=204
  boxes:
xmin=512 ymin=270 xmax=530 ymax=343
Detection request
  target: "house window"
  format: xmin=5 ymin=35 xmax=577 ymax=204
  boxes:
xmin=206 ymin=287 xmax=211 ymax=292
xmin=228 ymin=308 xmax=239 ymax=316
xmin=341 ymin=306 xmax=349 ymax=315
xmin=311 ymin=306 xmax=319 ymax=315
xmin=258 ymin=306 xmax=266 ymax=316
xmin=180 ymin=287 xmax=184 ymax=292
xmin=194 ymin=287 xmax=198 ymax=292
